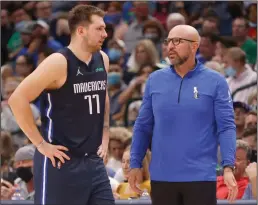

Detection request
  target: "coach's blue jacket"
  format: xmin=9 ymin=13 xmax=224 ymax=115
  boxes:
xmin=130 ymin=60 xmax=236 ymax=182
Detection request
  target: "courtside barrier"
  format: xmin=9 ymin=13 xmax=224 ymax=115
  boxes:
xmin=1 ymin=200 xmax=257 ymax=205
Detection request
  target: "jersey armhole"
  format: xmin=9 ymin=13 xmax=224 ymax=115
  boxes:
xmin=45 ymin=50 xmax=69 ymax=93
xmin=99 ymin=51 xmax=106 ymax=73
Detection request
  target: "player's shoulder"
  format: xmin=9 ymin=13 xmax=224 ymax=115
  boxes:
xmin=100 ymin=50 xmax=108 ymax=59
xmin=36 ymin=52 xmax=67 ymax=75
xmin=99 ymin=50 xmax=109 ymax=72
xmin=43 ymin=52 xmax=67 ymax=65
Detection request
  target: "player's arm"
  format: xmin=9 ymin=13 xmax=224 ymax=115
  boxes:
xmin=98 ymin=51 xmax=110 ymax=159
xmin=8 ymin=53 xmax=70 ymax=167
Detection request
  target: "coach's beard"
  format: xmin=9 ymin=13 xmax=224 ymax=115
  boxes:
xmin=171 ymin=55 xmax=189 ymax=67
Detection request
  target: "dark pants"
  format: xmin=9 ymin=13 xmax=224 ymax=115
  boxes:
xmin=34 ymin=150 xmax=114 ymax=205
xmin=151 ymin=180 xmax=217 ymax=205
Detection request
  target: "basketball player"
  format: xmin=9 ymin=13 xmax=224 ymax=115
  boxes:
xmin=8 ymin=5 xmax=114 ymax=205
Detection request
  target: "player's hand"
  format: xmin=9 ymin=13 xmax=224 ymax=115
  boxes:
xmin=128 ymin=168 xmax=143 ymax=195
xmin=37 ymin=141 xmax=70 ymax=168
xmin=245 ymin=162 xmax=257 ymax=179
xmin=1 ymin=179 xmax=15 ymax=200
xmin=223 ymin=168 xmax=238 ymax=203
xmin=97 ymin=140 xmax=108 ymax=160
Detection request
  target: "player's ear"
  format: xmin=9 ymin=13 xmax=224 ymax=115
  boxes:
xmin=77 ymin=25 xmax=85 ymax=37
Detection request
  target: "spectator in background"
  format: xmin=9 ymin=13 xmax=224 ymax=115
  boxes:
xmin=166 ymin=13 xmax=186 ymax=34
xmin=14 ymin=144 xmax=35 ymax=200
xmin=55 ymin=14 xmax=70 ymax=46
xmin=0 ymin=131 xmax=16 ymax=183
xmin=201 ymin=15 xmax=220 ymax=34
xmin=126 ymin=39 xmax=160 ymax=73
xmin=104 ymin=2 xmax=123 ymax=26
xmin=244 ymin=111 xmax=257 ymax=129
xmin=11 ymin=20 xmax=63 ymax=67
xmin=126 ymin=64 xmax=155 ymax=126
xmin=123 ymin=1 xmax=154 ymax=54
xmin=22 ymin=2 xmax=37 ymax=20
xmin=247 ymin=90 xmax=257 ymax=112
xmin=37 ymin=46 xmax=55 ymax=66
xmin=116 ymin=146 xmax=151 ymax=199
xmin=1 ymin=179 xmax=15 ymax=200
xmin=1 ymin=77 xmax=40 ymax=148
xmin=2 ymin=77 xmax=24 ymax=102
xmin=108 ymin=63 xmax=127 ymax=126
xmin=153 ymin=1 xmax=169 ymax=29
xmin=217 ymin=140 xmax=251 ymax=200
xmin=242 ymin=162 xmax=257 ymax=199
xmin=232 ymin=17 xmax=257 ymax=66
xmin=1 ymin=64 xmax=14 ymax=96
xmin=242 ymin=127 xmax=257 ymax=163
xmin=118 ymin=64 xmax=150 ymax=107
xmin=224 ymin=47 xmax=257 ymax=103
xmin=15 ymin=55 xmax=34 ymax=78
xmin=8 ymin=4 xmax=31 ymax=26
xmin=107 ymin=39 xmax=126 ymax=69
xmin=107 ymin=127 xmax=132 ymax=173
xmin=102 ymin=23 xmax=115 ymax=52
xmin=204 ymin=61 xmax=224 ymax=76
xmin=8 ymin=21 xmax=34 ymax=61
xmin=233 ymin=102 xmax=249 ymax=139
xmin=197 ymin=32 xmax=218 ymax=64
xmin=213 ymin=36 xmax=237 ymax=64
xmin=103 ymin=153 xmax=120 ymax=197
xmin=169 ymin=2 xmax=189 ymax=23
xmin=143 ymin=20 xmax=164 ymax=58
xmin=35 ymin=1 xmax=52 ymax=23
xmin=159 ymin=41 xmax=170 ymax=66
xmin=1 ymin=9 xmax=14 ymax=66
xmin=246 ymin=3 xmax=257 ymax=41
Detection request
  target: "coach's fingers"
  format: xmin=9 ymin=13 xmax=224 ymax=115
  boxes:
xmin=58 ymin=150 xmax=70 ymax=160
xmin=227 ymin=188 xmax=232 ymax=202
xmin=50 ymin=156 xmax=56 ymax=167
xmin=231 ymin=187 xmax=238 ymax=203
xmin=57 ymin=145 xmax=69 ymax=151
xmin=228 ymin=188 xmax=236 ymax=203
xmin=129 ymin=175 xmax=141 ymax=194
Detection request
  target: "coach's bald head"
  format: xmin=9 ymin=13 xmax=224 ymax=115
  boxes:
xmin=166 ymin=25 xmax=200 ymax=66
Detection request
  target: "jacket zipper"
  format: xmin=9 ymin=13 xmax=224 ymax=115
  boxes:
xmin=178 ymin=79 xmax=184 ymax=103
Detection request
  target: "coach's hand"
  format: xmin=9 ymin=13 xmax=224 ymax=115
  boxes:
xmin=37 ymin=140 xmax=70 ymax=168
xmin=223 ymin=168 xmax=238 ymax=203
xmin=128 ymin=168 xmax=143 ymax=195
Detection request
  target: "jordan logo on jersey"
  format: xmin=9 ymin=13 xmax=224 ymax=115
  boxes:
xmin=76 ymin=67 xmax=83 ymax=76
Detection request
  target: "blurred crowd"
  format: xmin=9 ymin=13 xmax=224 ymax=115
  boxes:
xmin=1 ymin=1 xmax=257 ymax=202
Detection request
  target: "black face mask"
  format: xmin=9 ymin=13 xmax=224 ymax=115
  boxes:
xmin=16 ymin=167 xmax=33 ymax=183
